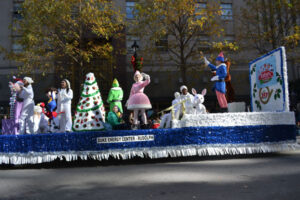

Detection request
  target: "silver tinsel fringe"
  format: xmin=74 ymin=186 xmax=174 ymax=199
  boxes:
xmin=0 ymin=141 xmax=299 ymax=165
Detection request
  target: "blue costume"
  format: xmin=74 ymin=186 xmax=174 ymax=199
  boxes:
xmin=204 ymin=52 xmax=228 ymax=112
xmin=208 ymin=63 xmax=227 ymax=94
xmin=46 ymin=92 xmax=56 ymax=113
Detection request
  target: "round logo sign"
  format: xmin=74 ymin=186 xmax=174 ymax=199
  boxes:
xmin=259 ymin=87 xmax=273 ymax=104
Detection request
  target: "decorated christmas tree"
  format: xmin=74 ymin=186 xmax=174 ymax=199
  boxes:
xmin=73 ymin=72 xmax=106 ymax=131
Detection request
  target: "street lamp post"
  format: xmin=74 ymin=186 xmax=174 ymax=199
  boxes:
xmin=131 ymin=40 xmax=140 ymax=71
xmin=131 ymin=40 xmax=139 ymax=60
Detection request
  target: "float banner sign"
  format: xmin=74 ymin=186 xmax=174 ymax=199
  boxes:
xmin=249 ymin=47 xmax=289 ymax=112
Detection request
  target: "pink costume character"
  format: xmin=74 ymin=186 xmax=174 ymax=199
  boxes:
xmin=126 ymin=70 xmax=152 ymax=128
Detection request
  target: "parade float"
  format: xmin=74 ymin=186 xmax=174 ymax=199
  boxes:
xmin=0 ymin=47 xmax=298 ymax=165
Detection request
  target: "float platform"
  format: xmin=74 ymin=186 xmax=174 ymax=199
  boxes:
xmin=0 ymin=112 xmax=298 ymax=165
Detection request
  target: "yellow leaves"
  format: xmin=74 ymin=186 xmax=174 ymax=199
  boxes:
xmin=26 ymin=33 xmax=38 ymax=44
xmin=0 ymin=0 xmax=125 ymax=77
xmin=212 ymin=41 xmax=239 ymax=52
xmin=284 ymin=29 xmax=300 ymax=46
xmin=131 ymin=0 xmax=239 ymax=72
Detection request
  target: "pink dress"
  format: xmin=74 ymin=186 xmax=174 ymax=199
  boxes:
xmin=127 ymin=79 xmax=152 ymax=110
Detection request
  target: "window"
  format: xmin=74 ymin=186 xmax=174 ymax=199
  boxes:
xmin=195 ymin=3 xmax=206 ymax=20
xmin=12 ymin=37 xmax=23 ymax=53
xmin=197 ymin=37 xmax=210 ymax=51
xmin=126 ymin=35 xmax=140 ymax=54
xmin=221 ymin=3 xmax=233 ymax=20
xmin=155 ymin=35 xmax=168 ymax=52
xmin=13 ymin=1 xmax=23 ymax=20
xmin=126 ymin=2 xmax=136 ymax=19
xmin=224 ymin=36 xmax=235 ymax=43
xmin=71 ymin=6 xmax=79 ymax=19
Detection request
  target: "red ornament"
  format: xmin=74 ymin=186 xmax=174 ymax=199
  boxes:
xmin=87 ymin=77 xmax=90 ymax=81
xmin=97 ymin=123 xmax=100 ymax=127
xmin=94 ymin=101 xmax=98 ymax=105
xmin=91 ymin=123 xmax=94 ymax=127
xmin=75 ymin=125 xmax=79 ymax=128
xmin=77 ymin=119 xmax=80 ymax=123
xmin=85 ymin=113 xmax=88 ymax=116
xmin=91 ymin=116 xmax=95 ymax=119
xmin=84 ymin=118 xmax=88 ymax=122
xmin=79 ymin=113 xmax=83 ymax=117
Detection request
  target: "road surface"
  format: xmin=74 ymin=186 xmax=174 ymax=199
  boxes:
xmin=0 ymin=150 xmax=300 ymax=200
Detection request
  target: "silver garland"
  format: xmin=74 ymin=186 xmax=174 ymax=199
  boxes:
xmin=0 ymin=141 xmax=299 ymax=165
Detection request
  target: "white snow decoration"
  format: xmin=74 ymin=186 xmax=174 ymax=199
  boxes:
xmin=173 ymin=112 xmax=295 ymax=128
xmin=228 ymin=102 xmax=246 ymax=112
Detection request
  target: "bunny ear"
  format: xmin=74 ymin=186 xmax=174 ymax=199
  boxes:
xmin=201 ymin=88 xmax=207 ymax=96
xmin=192 ymin=88 xmax=197 ymax=95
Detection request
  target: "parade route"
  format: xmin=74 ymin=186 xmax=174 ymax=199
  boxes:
xmin=0 ymin=150 xmax=300 ymax=200
xmin=0 ymin=0 xmax=300 ymax=200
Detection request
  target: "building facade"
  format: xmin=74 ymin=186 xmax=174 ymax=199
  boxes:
xmin=123 ymin=0 xmax=300 ymax=111
xmin=123 ymin=0 xmax=251 ymax=111
xmin=0 ymin=0 xmax=299 ymax=115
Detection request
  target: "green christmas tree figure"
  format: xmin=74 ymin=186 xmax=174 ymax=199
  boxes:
xmin=107 ymin=78 xmax=123 ymax=113
xmin=73 ymin=72 xmax=106 ymax=131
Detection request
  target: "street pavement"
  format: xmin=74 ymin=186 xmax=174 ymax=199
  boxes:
xmin=0 ymin=149 xmax=300 ymax=200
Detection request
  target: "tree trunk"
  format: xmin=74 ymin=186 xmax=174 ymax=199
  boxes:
xmin=180 ymin=36 xmax=187 ymax=85
xmin=180 ymin=65 xmax=187 ymax=85
xmin=268 ymin=1 xmax=277 ymax=49
xmin=71 ymin=63 xmax=82 ymax=112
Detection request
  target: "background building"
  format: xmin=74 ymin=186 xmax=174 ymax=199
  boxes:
xmin=123 ymin=0 xmax=250 ymax=111
xmin=123 ymin=0 xmax=300 ymax=111
xmin=0 ymin=0 xmax=299 ymax=116
xmin=0 ymin=0 xmax=56 ymax=112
